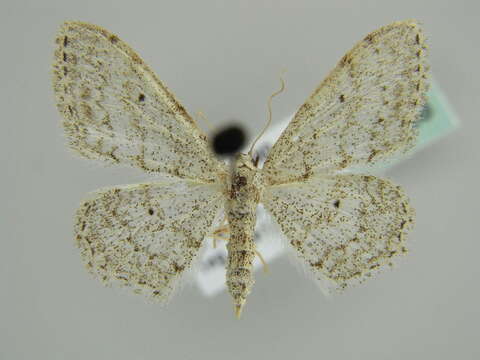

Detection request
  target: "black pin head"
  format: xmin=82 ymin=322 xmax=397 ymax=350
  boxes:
xmin=211 ymin=124 xmax=247 ymax=156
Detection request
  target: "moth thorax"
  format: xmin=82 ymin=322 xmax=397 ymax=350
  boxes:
xmin=229 ymin=153 xmax=264 ymax=202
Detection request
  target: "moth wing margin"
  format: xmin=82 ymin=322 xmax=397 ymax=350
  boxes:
xmin=263 ymin=20 xmax=429 ymax=185
xmin=75 ymin=180 xmax=224 ymax=303
xmin=262 ymin=174 xmax=415 ymax=293
xmin=53 ymin=21 xmax=226 ymax=183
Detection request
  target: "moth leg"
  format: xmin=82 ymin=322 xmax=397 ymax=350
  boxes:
xmin=212 ymin=232 xmax=228 ymax=248
xmin=211 ymin=218 xmax=230 ymax=248
xmin=211 ymin=219 xmax=269 ymax=272
xmin=254 ymin=249 xmax=269 ymax=273
xmin=212 ymin=231 xmax=228 ymax=248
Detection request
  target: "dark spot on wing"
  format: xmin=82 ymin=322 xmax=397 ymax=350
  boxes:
xmin=364 ymin=34 xmax=374 ymax=44
xmin=172 ymin=262 xmax=185 ymax=273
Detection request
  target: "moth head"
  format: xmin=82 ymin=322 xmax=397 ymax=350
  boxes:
xmin=235 ymin=153 xmax=257 ymax=170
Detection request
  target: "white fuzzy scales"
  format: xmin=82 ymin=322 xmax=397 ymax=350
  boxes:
xmin=52 ymin=20 xmax=429 ymax=315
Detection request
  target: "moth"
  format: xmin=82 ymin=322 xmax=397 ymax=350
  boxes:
xmin=52 ymin=20 xmax=428 ymax=317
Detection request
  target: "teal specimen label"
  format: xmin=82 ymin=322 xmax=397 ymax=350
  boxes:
xmin=416 ymin=80 xmax=460 ymax=150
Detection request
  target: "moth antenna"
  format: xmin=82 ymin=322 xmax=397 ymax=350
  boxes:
xmin=248 ymin=73 xmax=286 ymax=156
xmin=196 ymin=110 xmax=214 ymax=131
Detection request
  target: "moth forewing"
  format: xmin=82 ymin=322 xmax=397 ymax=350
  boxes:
xmin=263 ymin=20 xmax=429 ymax=185
xmin=52 ymin=21 xmax=226 ymax=183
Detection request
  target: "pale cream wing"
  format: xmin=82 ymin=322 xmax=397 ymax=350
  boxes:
xmin=75 ymin=180 xmax=224 ymax=302
xmin=263 ymin=20 xmax=429 ymax=185
xmin=262 ymin=175 xmax=414 ymax=292
xmin=52 ymin=21 xmax=225 ymax=182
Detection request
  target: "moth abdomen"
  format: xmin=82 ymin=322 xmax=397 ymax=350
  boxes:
xmin=226 ymin=244 xmax=256 ymax=311
xmin=225 ymin=153 xmax=263 ymax=317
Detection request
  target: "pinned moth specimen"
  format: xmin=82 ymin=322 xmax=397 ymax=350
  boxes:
xmin=52 ymin=20 xmax=428 ymax=317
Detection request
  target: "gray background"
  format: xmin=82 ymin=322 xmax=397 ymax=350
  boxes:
xmin=1 ymin=1 xmax=478 ymax=359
